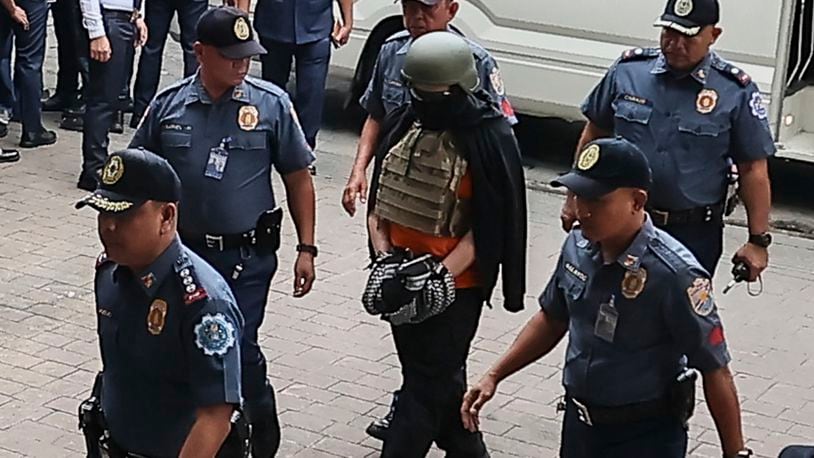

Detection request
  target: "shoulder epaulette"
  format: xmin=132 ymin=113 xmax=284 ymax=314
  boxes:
xmin=174 ymin=255 xmax=208 ymax=305
xmin=620 ymin=47 xmax=660 ymax=62
xmin=244 ymin=76 xmax=287 ymax=96
xmin=95 ymin=252 xmax=112 ymax=269
xmin=648 ymin=236 xmax=695 ymax=274
xmin=153 ymin=74 xmax=195 ymax=100
xmin=710 ymin=55 xmax=752 ymax=87
xmin=385 ymin=30 xmax=410 ymax=43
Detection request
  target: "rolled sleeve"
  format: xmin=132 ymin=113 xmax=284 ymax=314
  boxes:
xmin=580 ymin=63 xmax=619 ymax=130
xmin=538 ymin=255 xmax=569 ymax=322
xmin=272 ymin=94 xmax=316 ymax=174
xmin=664 ymin=268 xmax=731 ymax=373
xmin=730 ymin=83 xmax=777 ymax=164
xmin=477 ymin=56 xmax=518 ymax=125
xmin=184 ymin=301 xmax=243 ymax=407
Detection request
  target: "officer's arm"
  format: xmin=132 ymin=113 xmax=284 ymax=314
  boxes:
xmin=702 ymin=366 xmax=746 ymax=457
xmin=575 ymin=121 xmax=612 ymax=159
xmin=441 ymin=230 xmax=475 ymax=277
xmin=77 ymin=0 xmax=105 ymax=39
xmin=129 ymin=100 xmax=161 ymax=151
xmin=179 ymin=404 xmax=234 ymax=458
xmin=350 ymin=116 xmax=382 ymax=177
xmin=368 ymin=213 xmax=392 ymax=254
xmin=485 ymin=310 xmax=567 ymax=384
xmin=737 ymin=158 xmax=771 ymax=236
xmin=282 ymin=169 xmax=316 ymax=247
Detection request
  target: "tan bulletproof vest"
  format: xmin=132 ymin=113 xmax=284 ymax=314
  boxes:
xmin=375 ymin=123 xmax=472 ymax=238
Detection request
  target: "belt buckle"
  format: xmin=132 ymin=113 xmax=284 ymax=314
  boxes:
xmin=205 ymin=234 xmax=224 ymax=251
xmin=651 ymin=209 xmax=669 ymax=226
xmin=572 ymin=398 xmax=593 ymax=426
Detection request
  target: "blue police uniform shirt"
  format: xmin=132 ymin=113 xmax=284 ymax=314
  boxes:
xmin=253 ymin=0 xmax=333 ymax=44
xmin=540 ymin=216 xmax=731 ymax=407
xmin=581 ymin=48 xmax=776 ymax=210
xmin=360 ymin=30 xmax=518 ymax=125
xmin=95 ymin=237 xmax=243 ymax=457
xmin=130 ymin=74 xmax=315 ymax=235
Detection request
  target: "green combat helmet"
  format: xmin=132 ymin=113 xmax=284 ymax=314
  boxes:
xmin=401 ymin=31 xmax=479 ymax=92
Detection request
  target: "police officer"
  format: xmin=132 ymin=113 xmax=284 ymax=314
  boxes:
xmin=365 ymin=31 xmax=527 ymax=456
xmin=342 ymin=0 xmax=516 ymax=217
xmin=253 ymin=0 xmax=353 ymax=153
xmin=562 ymin=0 xmax=775 ymax=280
xmin=129 ymin=0 xmax=208 ymax=128
xmin=0 ymin=0 xmax=56 ymax=148
xmin=76 ymin=148 xmax=244 ymax=457
xmin=77 ymin=0 xmax=147 ymax=191
xmin=130 ymin=7 xmax=317 ymax=457
xmin=462 ymin=138 xmax=753 ymax=458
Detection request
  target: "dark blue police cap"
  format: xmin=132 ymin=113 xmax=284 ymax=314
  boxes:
xmin=196 ymin=6 xmax=266 ymax=59
xmin=76 ymin=148 xmax=182 ymax=214
xmin=551 ymin=138 xmax=652 ymax=199
xmin=654 ymin=0 xmax=720 ymax=36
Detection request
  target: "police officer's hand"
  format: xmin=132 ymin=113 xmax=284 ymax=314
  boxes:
xmin=10 ymin=6 xmax=28 ymax=30
xmin=560 ymin=192 xmax=577 ymax=232
xmin=293 ymin=252 xmax=315 ymax=298
xmin=134 ymin=17 xmax=148 ymax=48
xmin=342 ymin=170 xmax=367 ymax=217
xmin=331 ymin=21 xmax=352 ymax=48
xmin=460 ymin=373 xmax=498 ymax=432
xmin=90 ymin=37 xmax=112 ymax=63
xmin=733 ymin=243 xmax=768 ymax=282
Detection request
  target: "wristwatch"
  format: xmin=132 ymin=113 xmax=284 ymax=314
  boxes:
xmin=296 ymin=244 xmax=318 ymax=257
xmin=748 ymin=232 xmax=772 ymax=248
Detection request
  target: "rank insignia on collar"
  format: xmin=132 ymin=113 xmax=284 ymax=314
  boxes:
xmin=238 ymin=105 xmax=259 ymax=131
xmin=621 ymin=268 xmax=647 ymax=299
xmin=194 ymin=313 xmax=236 ymax=356
xmin=696 ymin=89 xmax=718 ymax=114
xmin=147 ymin=299 xmax=168 ymax=335
xmin=687 ymin=277 xmax=714 ymax=316
xmin=141 ymin=273 xmax=156 ymax=289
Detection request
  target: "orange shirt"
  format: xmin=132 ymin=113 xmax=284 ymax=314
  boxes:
xmin=389 ymin=171 xmax=480 ymax=289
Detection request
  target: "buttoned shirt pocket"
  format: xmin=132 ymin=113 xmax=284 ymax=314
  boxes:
xmin=160 ymin=130 xmax=193 ymax=153
xmin=382 ymin=80 xmax=408 ymax=116
xmin=560 ymin=275 xmax=586 ymax=303
xmin=613 ymin=100 xmax=653 ymax=143
xmin=676 ymin=118 xmax=729 ymax=173
xmin=230 ymin=131 xmax=267 ymax=153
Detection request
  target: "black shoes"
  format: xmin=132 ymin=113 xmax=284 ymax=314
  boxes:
xmin=0 ymin=149 xmax=20 ymax=163
xmin=42 ymin=92 xmax=78 ymax=112
xmin=0 ymin=121 xmax=6 ymax=138
xmin=19 ymin=130 xmax=57 ymax=148
xmin=366 ymin=390 xmax=399 ymax=441
xmin=109 ymin=111 xmax=124 ymax=134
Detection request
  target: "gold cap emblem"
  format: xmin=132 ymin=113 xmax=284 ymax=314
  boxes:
xmin=101 ymin=155 xmax=125 ymax=185
xmin=577 ymin=144 xmax=600 ymax=171
xmin=234 ymin=17 xmax=250 ymax=41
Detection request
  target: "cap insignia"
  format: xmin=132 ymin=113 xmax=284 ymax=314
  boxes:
xmin=102 ymin=155 xmax=124 ymax=185
xmin=674 ymin=0 xmax=693 ymax=17
xmin=234 ymin=17 xmax=250 ymax=41
xmin=577 ymin=144 xmax=600 ymax=171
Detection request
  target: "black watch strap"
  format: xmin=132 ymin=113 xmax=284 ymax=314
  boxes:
xmin=296 ymin=244 xmax=318 ymax=257
xmin=748 ymin=232 xmax=772 ymax=248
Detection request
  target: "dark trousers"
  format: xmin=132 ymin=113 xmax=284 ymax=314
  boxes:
xmin=0 ymin=17 xmax=13 ymax=113
xmin=382 ymin=289 xmax=488 ymax=458
xmin=51 ymin=0 xmax=81 ymax=97
xmin=659 ymin=221 xmax=724 ymax=277
xmin=186 ymin=243 xmax=281 ymax=458
xmin=0 ymin=0 xmax=48 ymax=133
xmin=259 ymin=36 xmax=330 ymax=149
xmin=132 ymin=0 xmax=205 ymax=116
xmin=560 ymin=401 xmax=687 ymax=458
xmin=81 ymin=12 xmax=135 ymax=177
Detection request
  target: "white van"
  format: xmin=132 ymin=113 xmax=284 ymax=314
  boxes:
xmin=330 ymin=0 xmax=813 ymax=163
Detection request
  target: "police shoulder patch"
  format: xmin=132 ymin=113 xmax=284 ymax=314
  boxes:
xmin=194 ymin=313 xmax=236 ymax=356
xmin=686 ymin=277 xmax=714 ymax=316
xmin=620 ymin=47 xmax=659 ymax=62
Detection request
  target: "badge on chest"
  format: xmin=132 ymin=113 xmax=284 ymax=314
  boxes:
xmin=147 ymin=299 xmax=168 ymax=335
xmin=621 ymin=267 xmax=647 ymax=299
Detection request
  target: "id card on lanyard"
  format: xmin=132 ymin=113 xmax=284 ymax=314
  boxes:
xmin=205 ymin=137 xmax=231 ymax=180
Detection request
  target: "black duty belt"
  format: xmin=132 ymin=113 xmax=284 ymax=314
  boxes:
xmin=648 ymin=202 xmax=724 ymax=227
xmin=180 ymin=230 xmax=257 ymax=252
xmin=566 ymin=395 xmax=672 ymax=426
xmin=101 ymin=8 xmax=136 ymax=19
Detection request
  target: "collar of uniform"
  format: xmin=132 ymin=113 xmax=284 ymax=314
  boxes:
xmin=614 ymin=215 xmax=655 ymax=271
xmin=133 ymin=237 xmax=183 ymax=298
xmin=187 ymin=73 xmax=212 ymax=105
xmin=650 ymin=52 xmax=712 ymax=84
xmin=396 ymin=26 xmax=456 ymax=55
